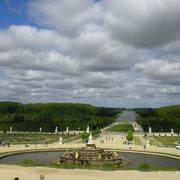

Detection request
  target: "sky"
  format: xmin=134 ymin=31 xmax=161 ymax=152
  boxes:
xmin=0 ymin=0 xmax=180 ymax=108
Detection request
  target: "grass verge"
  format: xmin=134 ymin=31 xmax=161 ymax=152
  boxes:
xmin=106 ymin=123 xmax=134 ymax=132
xmin=17 ymin=159 xmax=180 ymax=171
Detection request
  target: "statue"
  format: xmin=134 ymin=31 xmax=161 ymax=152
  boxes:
xmin=39 ymin=127 xmax=42 ymax=133
xmin=148 ymin=127 xmax=152 ymax=134
xmin=10 ymin=126 xmax=13 ymax=133
xmin=88 ymin=133 xmax=93 ymax=144
xmin=64 ymin=151 xmax=70 ymax=158
xmin=59 ymin=137 xmax=63 ymax=144
xmin=75 ymin=152 xmax=79 ymax=159
xmin=86 ymin=125 xmax=89 ymax=133
xmin=55 ymin=126 xmax=58 ymax=134
xmin=66 ymin=126 xmax=69 ymax=133
xmin=113 ymin=151 xmax=118 ymax=158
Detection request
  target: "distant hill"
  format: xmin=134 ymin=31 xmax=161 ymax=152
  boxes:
xmin=0 ymin=102 xmax=121 ymax=132
xmin=134 ymin=105 xmax=180 ymax=132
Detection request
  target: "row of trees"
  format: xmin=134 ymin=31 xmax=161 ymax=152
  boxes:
xmin=134 ymin=105 xmax=180 ymax=132
xmin=0 ymin=102 xmax=121 ymax=132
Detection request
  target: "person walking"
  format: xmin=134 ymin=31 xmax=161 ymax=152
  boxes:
xmin=143 ymin=144 xmax=146 ymax=151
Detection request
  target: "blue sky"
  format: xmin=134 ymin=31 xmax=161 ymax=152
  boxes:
xmin=0 ymin=0 xmax=179 ymax=108
xmin=0 ymin=0 xmax=46 ymax=29
xmin=0 ymin=0 xmax=31 ymax=28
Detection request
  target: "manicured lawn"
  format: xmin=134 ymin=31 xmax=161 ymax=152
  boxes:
xmin=106 ymin=123 xmax=134 ymax=132
xmin=154 ymin=136 xmax=180 ymax=147
xmin=133 ymin=136 xmax=142 ymax=145
xmin=144 ymin=137 xmax=164 ymax=147
xmin=0 ymin=133 xmax=80 ymax=144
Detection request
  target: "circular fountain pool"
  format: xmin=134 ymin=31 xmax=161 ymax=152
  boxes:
xmin=0 ymin=150 xmax=179 ymax=168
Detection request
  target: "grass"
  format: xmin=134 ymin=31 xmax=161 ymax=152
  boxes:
xmin=106 ymin=123 xmax=134 ymax=132
xmin=18 ymin=159 xmax=180 ymax=171
xmin=137 ymin=163 xmax=180 ymax=171
xmin=144 ymin=137 xmax=164 ymax=147
xmin=144 ymin=136 xmax=180 ymax=147
xmin=0 ymin=132 xmax=80 ymax=144
xmin=133 ymin=136 xmax=142 ymax=145
xmin=19 ymin=159 xmax=37 ymax=167
xmin=19 ymin=160 xmax=121 ymax=170
xmin=154 ymin=136 xmax=180 ymax=147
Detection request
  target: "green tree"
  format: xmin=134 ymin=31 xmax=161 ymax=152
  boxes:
xmin=126 ymin=130 xmax=134 ymax=142
xmin=91 ymin=130 xmax=101 ymax=137
xmin=0 ymin=102 xmax=117 ymax=132
xmin=12 ymin=114 xmax=25 ymax=123
xmin=80 ymin=132 xmax=90 ymax=141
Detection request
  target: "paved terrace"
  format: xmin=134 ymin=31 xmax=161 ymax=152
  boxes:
xmin=0 ymin=133 xmax=179 ymax=158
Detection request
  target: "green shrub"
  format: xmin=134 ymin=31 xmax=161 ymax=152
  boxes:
xmin=20 ymin=159 xmax=36 ymax=167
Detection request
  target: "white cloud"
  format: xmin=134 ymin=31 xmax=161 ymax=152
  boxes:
xmin=135 ymin=60 xmax=180 ymax=85
xmin=0 ymin=25 xmax=68 ymax=51
xmin=0 ymin=0 xmax=180 ymax=107
xmin=28 ymin=0 xmax=101 ymax=35
xmin=103 ymin=0 xmax=180 ymax=47
xmin=28 ymin=0 xmax=180 ymax=47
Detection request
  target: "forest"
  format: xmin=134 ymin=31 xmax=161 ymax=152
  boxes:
xmin=134 ymin=105 xmax=180 ymax=132
xmin=0 ymin=102 xmax=121 ymax=132
xmin=1 ymin=102 xmax=179 ymax=133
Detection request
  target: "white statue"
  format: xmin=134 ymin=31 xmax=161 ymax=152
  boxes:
xmin=59 ymin=137 xmax=63 ymax=144
xmin=10 ymin=126 xmax=13 ymax=133
xmin=55 ymin=126 xmax=58 ymax=134
xmin=66 ymin=126 xmax=69 ymax=133
xmin=39 ymin=127 xmax=42 ymax=133
xmin=148 ymin=127 xmax=152 ymax=134
xmin=88 ymin=133 xmax=93 ymax=144
xmin=86 ymin=125 xmax=89 ymax=133
xmin=171 ymin=129 xmax=174 ymax=135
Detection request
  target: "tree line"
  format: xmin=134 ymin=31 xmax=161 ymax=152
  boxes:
xmin=0 ymin=102 xmax=121 ymax=132
xmin=134 ymin=105 xmax=180 ymax=132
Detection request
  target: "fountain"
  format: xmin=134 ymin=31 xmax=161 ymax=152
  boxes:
xmin=52 ymin=134 xmax=128 ymax=166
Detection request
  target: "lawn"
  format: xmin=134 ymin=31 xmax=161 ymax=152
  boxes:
xmin=106 ymin=123 xmax=134 ymax=132
xmin=0 ymin=132 xmax=80 ymax=145
xmin=154 ymin=136 xmax=180 ymax=147
xmin=133 ymin=136 xmax=142 ymax=145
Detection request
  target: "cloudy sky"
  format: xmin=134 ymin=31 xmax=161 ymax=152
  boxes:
xmin=0 ymin=0 xmax=180 ymax=108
